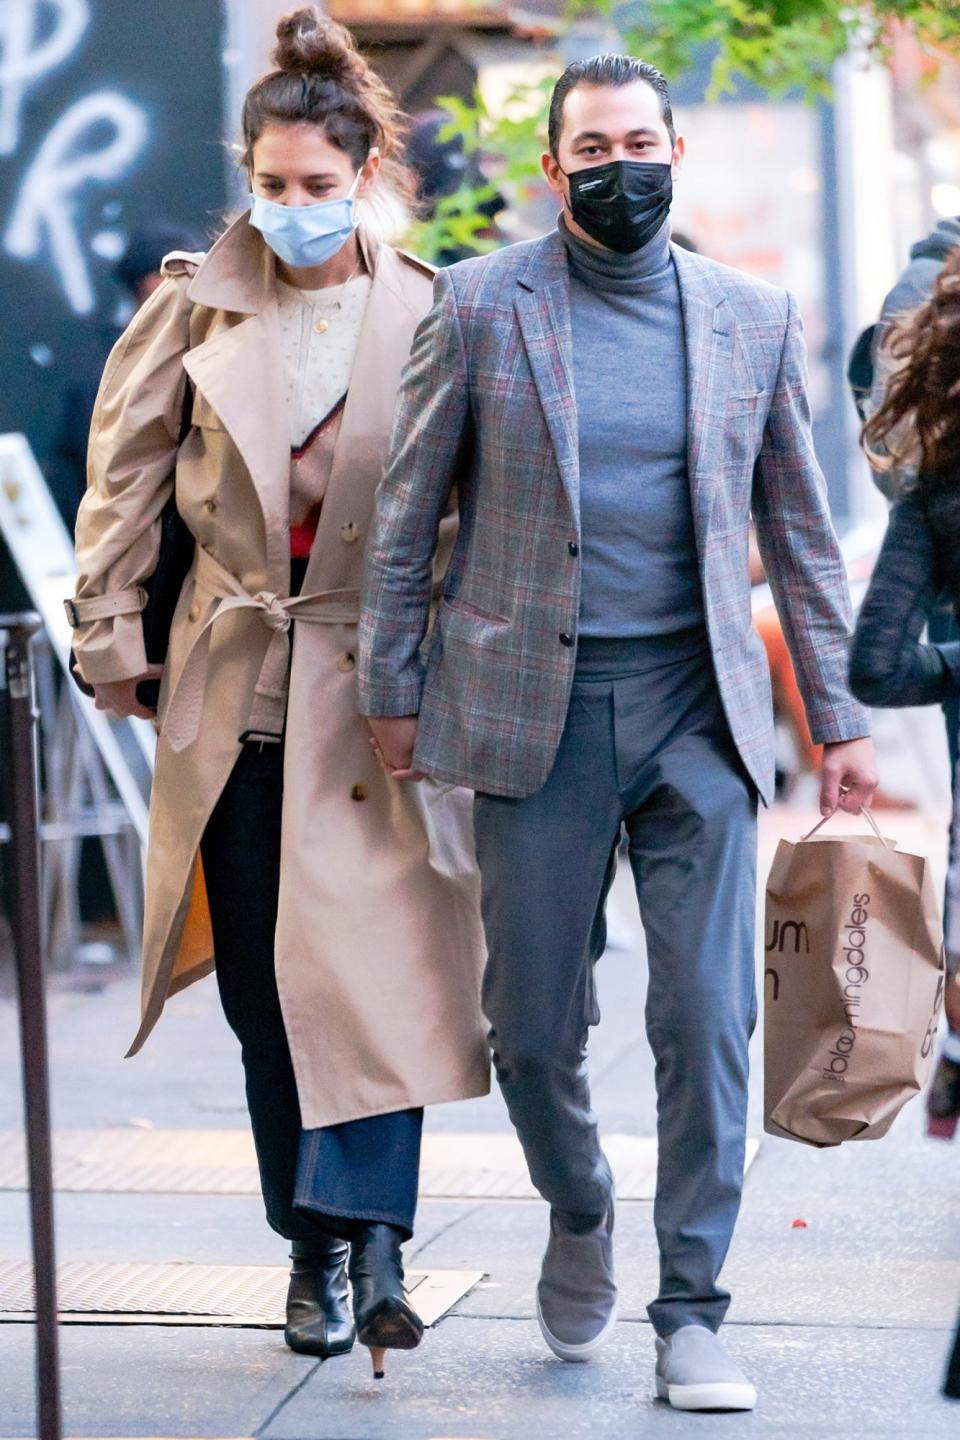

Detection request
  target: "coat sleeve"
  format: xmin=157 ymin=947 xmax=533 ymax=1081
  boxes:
xmin=358 ymin=266 xmax=472 ymax=716
xmin=70 ymin=274 xmax=192 ymax=685
xmin=751 ymin=292 xmax=871 ymax=746
xmin=849 ymin=492 xmax=960 ymax=707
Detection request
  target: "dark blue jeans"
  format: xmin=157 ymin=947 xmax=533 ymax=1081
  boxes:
xmin=200 ymin=738 xmax=422 ymax=1241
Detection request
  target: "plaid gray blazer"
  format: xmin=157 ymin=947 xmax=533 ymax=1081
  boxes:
xmin=358 ymin=230 xmax=869 ymax=802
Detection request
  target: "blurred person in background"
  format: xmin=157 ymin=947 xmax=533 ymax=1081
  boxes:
xmin=853 ymin=215 xmax=960 ymax=1133
xmin=66 ymin=6 xmax=488 ymax=1380
xmin=406 ymin=108 xmax=506 ymax=264
xmin=51 ymin=224 xmax=204 ymax=530
xmin=853 ymin=210 xmax=960 ymax=467
xmin=849 ymin=244 xmax=960 ymax=1398
xmin=360 ymin=52 xmax=877 ymax=1412
xmin=748 ymin=527 xmax=822 ymax=792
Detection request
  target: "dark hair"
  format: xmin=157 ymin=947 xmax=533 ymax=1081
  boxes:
xmin=241 ymin=6 xmax=415 ymax=208
xmin=862 ymin=247 xmax=960 ymax=487
xmin=548 ymin=54 xmax=676 ymax=159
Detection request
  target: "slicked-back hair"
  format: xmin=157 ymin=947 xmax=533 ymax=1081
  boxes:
xmin=548 ymin=54 xmax=676 ymax=158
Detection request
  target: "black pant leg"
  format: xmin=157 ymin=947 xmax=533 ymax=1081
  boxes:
xmin=200 ymin=740 xmax=316 ymax=1242
xmin=200 ymin=738 xmax=424 ymax=1241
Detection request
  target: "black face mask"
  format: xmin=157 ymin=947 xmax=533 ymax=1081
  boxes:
xmin=563 ymin=159 xmax=673 ymax=255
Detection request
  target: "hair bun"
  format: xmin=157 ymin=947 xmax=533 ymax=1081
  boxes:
xmin=272 ymin=7 xmax=356 ymax=80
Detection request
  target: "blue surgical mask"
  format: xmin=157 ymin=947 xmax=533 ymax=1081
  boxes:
xmin=248 ymin=167 xmax=365 ymax=269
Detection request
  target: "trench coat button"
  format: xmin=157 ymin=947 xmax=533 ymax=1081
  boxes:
xmin=204 ymin=498 xmax=218 ymax=515
xmin=340 ymin=521 xmax=360 ymax=544
xmin=188 ymin=603 xmax=200 ymax=623
xmin=336 ymin=652 xmax=356 ymax=673
xmin=350 ymin=783 xmax=367 ymax=802
xmin=559 ymin=631 xmax=574 ymax=647
xmin=568 ymin=541 xmax=579 ymax=557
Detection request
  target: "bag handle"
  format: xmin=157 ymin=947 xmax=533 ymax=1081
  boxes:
xmin=800 ymin=806 xmax=893 ymax=848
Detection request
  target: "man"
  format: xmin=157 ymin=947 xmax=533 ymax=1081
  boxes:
xmin=359 ymin=55 xmax=877 ymax=1411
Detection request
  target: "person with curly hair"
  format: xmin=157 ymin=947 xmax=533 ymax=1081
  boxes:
xmin=850 ymin=246 xmax=960 ymax=1400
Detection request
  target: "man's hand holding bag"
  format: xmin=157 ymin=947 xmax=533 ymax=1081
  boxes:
xmin=764 ymin=809 xmax=945 ymax=1147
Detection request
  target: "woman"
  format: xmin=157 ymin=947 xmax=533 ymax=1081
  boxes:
xmin=66 ymin=8 xmax=488 ymax=1378
xmin=849 ymin=245 xmax=960 ymax=1399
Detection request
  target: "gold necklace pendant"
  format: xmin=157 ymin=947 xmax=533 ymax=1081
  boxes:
xmin=307 ymin=262 xmax=362 ymax=336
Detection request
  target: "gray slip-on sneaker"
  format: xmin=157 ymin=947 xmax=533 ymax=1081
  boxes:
xmin=655 ymin=1324 xmax=757 ymax=1411
xmin=536 ymin=1206 xmax=618 ymax=1362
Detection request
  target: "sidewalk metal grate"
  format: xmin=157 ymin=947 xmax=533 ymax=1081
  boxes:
xmin=0 ymin=1260 xmax=481 ymax=1328
xmin=0 ymin=1131 xmax=759 ymax=1200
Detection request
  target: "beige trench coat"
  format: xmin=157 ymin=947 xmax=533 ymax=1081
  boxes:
xmin=71 ymin=216 xmax=490 ymax=1128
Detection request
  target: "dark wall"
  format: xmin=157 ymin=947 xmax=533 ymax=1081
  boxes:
xmin=0 ymin=0 xmax=228 ymax=605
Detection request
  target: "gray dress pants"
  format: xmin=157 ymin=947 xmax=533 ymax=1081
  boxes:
xmin=474 ymin=633 xmax=758 ymax=1337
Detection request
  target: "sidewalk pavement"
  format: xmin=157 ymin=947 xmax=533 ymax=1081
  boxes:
xmin=0 ymin=805 xmax=958 ymax=1438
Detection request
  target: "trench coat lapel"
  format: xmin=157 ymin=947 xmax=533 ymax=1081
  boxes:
xmin=672 ymin=243 xmax=732 ymax=549
xmin=182 ymin=216 xmax=290 ymax=586
xmin=182 ymin=306 xmax=290 ymax=584
xmin=514 ymin=232 xmax=580 ymax=520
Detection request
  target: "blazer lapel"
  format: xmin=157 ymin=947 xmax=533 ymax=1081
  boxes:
xmin=514 ymin=233 xmax=580 ymax=518
xmin=673 ymin=245 xmax=733 ymax=546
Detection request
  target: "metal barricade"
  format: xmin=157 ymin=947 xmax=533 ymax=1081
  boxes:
xmin=0 ymin=612 xmax=62 ymax=1440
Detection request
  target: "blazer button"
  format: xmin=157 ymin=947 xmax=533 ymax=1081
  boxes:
xmin=204 ymin=498 xmax=217 ymax=515
xmin=350 ymin=783 xmax=367 ymax=802
xmin=559 ymin=632 xmax=574 ymax=647
xmin=188 ymin=603 xmax=200 ymax=623
xmin=568 ymin=541 xmax=579 ymax=557
xmin=336 ymin=652 xmax=356 ymax=673
xmin=340 ymin=521 xmax=360 ymax=544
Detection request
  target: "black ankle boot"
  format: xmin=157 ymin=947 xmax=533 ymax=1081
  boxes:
xmin=348 ymin=1222 xmax=423 ymax=1378
xmin=284 ymin=1235 xmax=355 ymax=1358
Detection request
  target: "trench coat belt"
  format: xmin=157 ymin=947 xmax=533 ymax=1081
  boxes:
xmin=163 ymin=547 xmax=361 ymax=754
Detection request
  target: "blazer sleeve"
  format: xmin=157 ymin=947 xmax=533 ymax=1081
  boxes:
xmin=849 ymin=491 xmax=960 ymax=707
xmin=70 ymin=274 xmax=192 ymax=685
xmin=358 ymin=266 xmax=472 ymax=716
xmin=751 ymin=292 xmax=871 ymax=745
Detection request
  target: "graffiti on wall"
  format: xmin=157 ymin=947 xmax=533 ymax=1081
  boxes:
xmin=0 ymin=0 xmax=150 ymax=314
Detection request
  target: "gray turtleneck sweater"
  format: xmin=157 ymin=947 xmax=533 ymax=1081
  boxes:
xmin=560 ymin=215 xmax=705 ymax=639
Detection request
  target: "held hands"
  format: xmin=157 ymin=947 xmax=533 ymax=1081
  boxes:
xmin=367 ymin=715 xmax=424 ymax=782
xmin=819 ymin=736 xmax=879 ymax=817
xmin=92 ymin=665 xmax=164 ymax=721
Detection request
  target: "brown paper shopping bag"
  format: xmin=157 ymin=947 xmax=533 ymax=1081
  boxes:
xmin=764 ymin=809 xmax=945 ymax=1147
